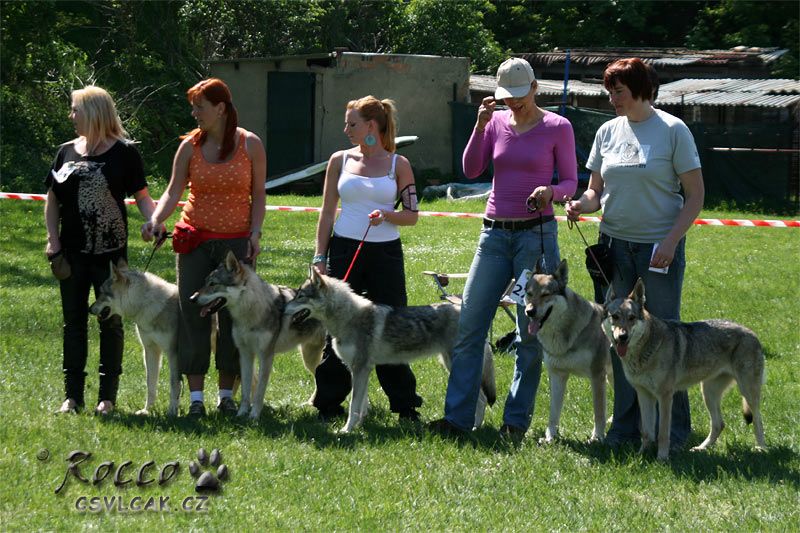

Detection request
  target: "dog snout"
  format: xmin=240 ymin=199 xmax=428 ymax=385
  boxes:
xmin=189 ymin=291 xmax=200 ymax=304
xmin=525 ymin=305 xmax=537 ymax=318
xmin=617 ymin=330 xmax=629 ymax=343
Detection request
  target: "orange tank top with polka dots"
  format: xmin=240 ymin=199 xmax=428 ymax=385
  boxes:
xmin=180 ymin=132 xmax=253 ymax=233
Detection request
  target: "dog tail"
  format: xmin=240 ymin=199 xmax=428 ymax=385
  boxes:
xmin=742 ymin=398 xmax=754 ymax=425
xmin=481 ymin=341 xmax=496 ymax=406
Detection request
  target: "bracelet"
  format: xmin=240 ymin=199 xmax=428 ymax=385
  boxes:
xmin=312 ymin=254 xmax=327 ymax=264
xmin=250 ymin=230 xmax=262 ymax=239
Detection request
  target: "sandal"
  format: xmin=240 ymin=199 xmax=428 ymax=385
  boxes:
xmin=58 ymin=398 xmax=78 ymax=414
xmin=95 ymin=400 xmax=115 ymax=416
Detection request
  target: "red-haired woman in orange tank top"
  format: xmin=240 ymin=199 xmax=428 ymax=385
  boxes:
xmin=144 ymin=78 xmax=266 ymax=418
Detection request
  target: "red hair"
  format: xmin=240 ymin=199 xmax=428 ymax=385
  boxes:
xmin=603 ymin=58 xmax=654 ymax=102
xmin=182 ymin=78 xmax=238 ymax=160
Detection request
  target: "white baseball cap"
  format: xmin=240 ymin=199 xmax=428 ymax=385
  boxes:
xmin=494 ymin=58 xmax=536 ymax=99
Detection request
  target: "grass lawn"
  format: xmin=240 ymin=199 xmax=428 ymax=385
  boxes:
xmin=0 ymin=195 xmax=798 ymax=530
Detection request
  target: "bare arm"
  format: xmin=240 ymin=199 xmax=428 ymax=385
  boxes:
xmin=651 ymin=168 xmax=704 ymax=267
xmin=245 ymin=131 xmax=267 ymax=260
xmin=44 ymin=188 xmax=61 ymax=256
xmin=142 ymin=139 xmax=192 ymax=241
xmin=373 ymin=156 xmax=418 ymax=227
xmin=565 ymin=171 xmax=604 ymax=220
xmin=312 ymin=152 xmax=343 ymax=274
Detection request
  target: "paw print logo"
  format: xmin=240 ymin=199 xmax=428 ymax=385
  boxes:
xmin=188 ymin=448 xmax=229 ymax=493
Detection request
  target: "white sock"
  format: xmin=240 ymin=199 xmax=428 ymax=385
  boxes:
xmin=218 ymin=389 xmax=233 ymax=401
xmin=190 ymin=391 xmax=204 ymax=404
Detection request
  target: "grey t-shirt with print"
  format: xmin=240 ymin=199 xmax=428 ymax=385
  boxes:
xmin=586 ymin=109 xmax=701 ymax=243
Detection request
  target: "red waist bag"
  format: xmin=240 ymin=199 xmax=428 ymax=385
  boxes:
xmin=172 ymin=220 xmax=250 ymax=254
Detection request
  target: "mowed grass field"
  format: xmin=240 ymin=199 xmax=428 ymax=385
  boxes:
xmin=0 ymin=195 xmax=798 ymax=531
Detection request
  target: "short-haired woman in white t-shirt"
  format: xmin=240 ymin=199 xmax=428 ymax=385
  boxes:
xmin=566 ymin=58 xmax=705 ymax=451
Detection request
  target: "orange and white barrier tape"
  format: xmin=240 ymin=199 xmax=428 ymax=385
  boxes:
xmin=2 ymin=192 xmax=798 ymax=228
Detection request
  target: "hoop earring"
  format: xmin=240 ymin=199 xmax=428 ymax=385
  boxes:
xmin=364 ymin=133 xmax=377 ymax=147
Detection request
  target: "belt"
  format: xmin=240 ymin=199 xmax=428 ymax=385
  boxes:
xmin=483 ymin=215 xmax=554 ymax=231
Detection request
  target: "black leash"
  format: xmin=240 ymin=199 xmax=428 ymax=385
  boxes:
xmin=142 ymin=231 xmax=171 ymax=272
xmin=567 ymin=217 xmax=611 ymax=287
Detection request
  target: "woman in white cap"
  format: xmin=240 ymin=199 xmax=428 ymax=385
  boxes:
xmin=429 ymin=58 xmax=577 ymax=438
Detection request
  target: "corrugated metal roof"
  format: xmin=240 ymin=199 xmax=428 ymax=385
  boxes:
xmin=472 ymin=75 xmax=800 ymax=108
xmin=523 ymin=47 xmax=788 ymax=67
xmin=658 ymin=78 xmax=800 ymax=107
xmin=469 ymin=75 xmax=606 ymax=97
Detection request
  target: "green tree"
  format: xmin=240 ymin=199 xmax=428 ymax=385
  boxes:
xmin=395 ymin=0 xmax=505 ymax=73
xmin=686 ymin=0 xmax=798 ymax=78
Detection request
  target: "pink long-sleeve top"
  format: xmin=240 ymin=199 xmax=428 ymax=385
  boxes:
xmin=462 ymin=109 xmax=578 ymax=219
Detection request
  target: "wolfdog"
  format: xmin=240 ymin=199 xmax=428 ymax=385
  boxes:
xmin=190 ymin=251 xmax=326 ymax=419
xmin=89 ymin=260 xmax=181 ymax=416
xmin=604 ymin=278 xmax=767 ymax=460
xmin=284 ymin=267 xmax=497 ymax=433
xmin=524 ymin=259 xmax=612 ymax=443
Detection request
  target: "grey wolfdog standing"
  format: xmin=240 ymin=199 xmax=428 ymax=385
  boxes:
xmin=524 ymin=259 xmax=612 ymax=443
xmin=604 ymin=278 xmax=766 ymax=460
xmin=285 ymin=267 xmax=497 ymax=433
xmin=191 ymin=251 xmax=326 ymax=419
xmin=89 ymin=260 xmax=182 ymax=416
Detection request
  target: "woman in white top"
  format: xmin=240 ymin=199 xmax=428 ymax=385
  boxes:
xmin=310 ymin=95 xmax=423 ymax=422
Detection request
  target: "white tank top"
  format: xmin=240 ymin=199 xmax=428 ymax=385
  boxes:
xmin=333 ymin=152 xmax=400 ymax=242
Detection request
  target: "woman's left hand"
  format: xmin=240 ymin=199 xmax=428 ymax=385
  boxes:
xmin=651 ymin=237 xmax=677 ymax=268
xmin=527 ymin=186 xmax=553 ymax=212
xmin=368 ymin=210 xmax=385 ymax=226
xmin=247 ymin=233 xmax=261 ymax=261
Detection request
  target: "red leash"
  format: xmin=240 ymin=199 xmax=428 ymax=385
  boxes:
xmin=342 ymin=213 xmax=378 ymax=282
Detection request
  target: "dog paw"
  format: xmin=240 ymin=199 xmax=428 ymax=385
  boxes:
xmin=236 ymin=407 xmax=249 ymax=417
xmin=135 ymin=408 xmax=150 ymax=416
xmin=656 ymin=452 xmax=670 ymax=462
xmin=189 ymin=448 xmax=229 ymax=493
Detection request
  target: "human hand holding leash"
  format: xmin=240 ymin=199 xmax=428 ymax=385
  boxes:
xmin=368 ymin=210 xmax=384 ymax=226
xmin=527 ymin=186 xmax=553 ymax=213
xmin=565 ymin=199 xmax=584 ymax=222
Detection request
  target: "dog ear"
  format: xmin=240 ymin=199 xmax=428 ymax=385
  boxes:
xmin=534 ymin=257 xmax=544 ymax=275
xmin=631 ymin=278 xmax=646 ymax=306
xmin=110 ymin=260 xmax=121 ymax=280
xmin=555 ymin=258 xmax=568 ymax=290
xmin=224 ymin=250 xmax=240 ymax=272
xmin=603 ymin=284 xmax=616 ymax=312
xmin=115 ymin=258 xmax=128 ymax=271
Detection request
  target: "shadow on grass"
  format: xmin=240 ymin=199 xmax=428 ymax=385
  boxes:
xmin=103 ymin=405 xmax=524 ymax=453
xmin=560 ymin=436 xmax=799 ymax=487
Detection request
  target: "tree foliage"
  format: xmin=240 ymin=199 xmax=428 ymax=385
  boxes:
xmin=2 ymin=0 xmax=797 ymax=192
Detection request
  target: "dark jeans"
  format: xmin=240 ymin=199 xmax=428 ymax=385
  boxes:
xmin=594 ymin=232 xmax=692 ymax=447
xmin=176 ymin=238 xmax=249 ymax=376
xmin=59 ymin=248 xmax=127 ymax=406
xmin=312 ymin=235 xmax=422 ymax=415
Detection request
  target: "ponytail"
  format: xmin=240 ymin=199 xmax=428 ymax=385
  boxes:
xmin=347 ymin=95 xmax=398 ymax=153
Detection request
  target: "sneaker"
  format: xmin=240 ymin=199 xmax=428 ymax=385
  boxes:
xmin=217 ymin=396 xmax=238 ymax=416
xmin=397 ymin=408 xmax=421 ymax=422
xmin=58 ymin=398 xmax=79 ymax=414
xmin=499 ymin=423 xmax=526 ymax=441
xmin=187 ymin=401 xmax=206 ymax=418
xmin=95 ymin=400 xmax=114 ymax=416
xmin=427 ymin=418 xmax=466 ymax=438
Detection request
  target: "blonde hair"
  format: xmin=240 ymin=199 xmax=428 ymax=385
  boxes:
xmin=70 ymin=86 xmax=128 ymax=154
xmin=346 ymin=96 xmax=397 ymax=152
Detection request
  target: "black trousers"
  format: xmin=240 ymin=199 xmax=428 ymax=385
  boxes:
xmin=312 ymin=235 xmax=423 ymax=414
xmin=59 ymin=248 xmax=127 ymax=406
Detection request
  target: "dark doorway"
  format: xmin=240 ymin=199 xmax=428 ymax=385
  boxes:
xmin=267 ymin=72 xmax=315 ymax=178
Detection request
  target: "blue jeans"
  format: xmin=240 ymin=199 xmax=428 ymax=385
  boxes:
xmin=443 ymin=220 xmax=560 ymax=431
xmin=601 ymin=233 xmax=692 ymax=446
